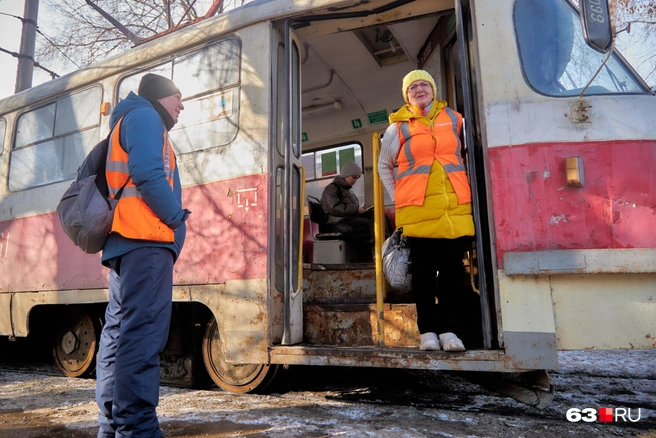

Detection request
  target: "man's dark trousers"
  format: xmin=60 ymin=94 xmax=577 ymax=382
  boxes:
xmin=96 ymin=247 xmax=174 ymax=438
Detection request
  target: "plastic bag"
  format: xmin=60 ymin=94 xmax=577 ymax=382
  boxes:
xmin=381 ymin=227 xmax=412 ymax=291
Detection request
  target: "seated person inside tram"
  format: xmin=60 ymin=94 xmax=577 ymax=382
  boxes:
xmin=320 ymin=162 xmax=375 ymax=245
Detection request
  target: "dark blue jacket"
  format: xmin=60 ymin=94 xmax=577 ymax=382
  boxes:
xmin=102 ymin=92 xmax=186 ymax=264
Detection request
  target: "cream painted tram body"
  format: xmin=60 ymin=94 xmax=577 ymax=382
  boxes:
xmin=0 ymin=0 xmax=652 ymax=400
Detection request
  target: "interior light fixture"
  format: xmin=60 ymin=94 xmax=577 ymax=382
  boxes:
xmin=302 ymin=100 xmax=343 ymax=117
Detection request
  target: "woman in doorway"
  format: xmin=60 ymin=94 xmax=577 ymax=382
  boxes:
xmin=378 ymin=70 xmax=474 ymax=352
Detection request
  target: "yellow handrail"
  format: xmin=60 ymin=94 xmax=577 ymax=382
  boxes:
xmin=372 ymin=132 xmax=387 ymax=347
xmin=298 ymin=166 xmax=306 ymax=291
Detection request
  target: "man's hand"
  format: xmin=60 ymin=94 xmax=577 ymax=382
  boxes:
xmin=358 ymin=207 xmax=366 ymax=214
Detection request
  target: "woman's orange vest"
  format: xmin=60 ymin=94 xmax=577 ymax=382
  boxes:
xmin=106 ymin=116 xmax=176 ymax=242
xmin=394 ymin=107 xmax=471 ymax=207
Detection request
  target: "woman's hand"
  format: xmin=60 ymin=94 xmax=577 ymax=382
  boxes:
xmin=357 ymin=207 xmax=366 ymax=214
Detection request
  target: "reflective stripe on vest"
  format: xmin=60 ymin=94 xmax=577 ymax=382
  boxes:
xmin=395 ymin=107 xmax=471 ymax=207
xmin=106 ymin=116 xmax=176 ymax=242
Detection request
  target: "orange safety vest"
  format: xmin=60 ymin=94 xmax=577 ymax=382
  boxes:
xmin=394 ymin=107 xmax=471 ymax=207
xmin=106 ymin=116 xmax=176 ymax=242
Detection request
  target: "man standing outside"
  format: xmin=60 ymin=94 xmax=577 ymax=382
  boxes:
xmin=96 ymin=73 xmax=190 ymax=437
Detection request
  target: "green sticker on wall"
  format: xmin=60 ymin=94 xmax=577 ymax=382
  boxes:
xmin=339 ymin=148 xmax=355 ymax=166
xmin=321 ymin=152 xmax=337 ymax=176
xmin=351 ymin=118 xmax=363 ymax=129
xmin=367 ymin=110 xmax=388 ymax=126
xmin=302 ymin=132 xmax=308 ymax=142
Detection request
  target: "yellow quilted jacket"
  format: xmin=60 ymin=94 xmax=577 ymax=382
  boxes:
xmin=390 ymin=102 xmax=475 ymax=239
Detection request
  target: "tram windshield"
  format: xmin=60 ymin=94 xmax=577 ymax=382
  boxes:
xmin=514 ymin=0 xmax=648 ymax=96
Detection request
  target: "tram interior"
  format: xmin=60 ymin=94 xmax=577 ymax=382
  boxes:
xmin=294 ymin=3 xmax=485 ymax=350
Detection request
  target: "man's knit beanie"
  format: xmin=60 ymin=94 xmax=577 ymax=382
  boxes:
xmin=402 ymin=70 xmax=436 ymax=103
xmin=138 ymin=74 xmax=181 ymax=101
xmin=340 ymin=161 xmax=362 ymax=178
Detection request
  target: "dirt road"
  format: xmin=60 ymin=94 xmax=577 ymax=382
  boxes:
xmin=0 ymin=349 xmax=654 ymax=437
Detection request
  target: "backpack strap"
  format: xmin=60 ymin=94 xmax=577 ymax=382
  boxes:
xmin=104 ymin=110 xmax=135 ymax=200
xmin=115 ymin=179 xmax=130 ymax=200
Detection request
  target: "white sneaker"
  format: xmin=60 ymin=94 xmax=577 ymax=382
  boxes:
xmin=439 ymin=332 xmax=466 ymax=352
xmin=420 ymin=332 xmax=441 ymax=351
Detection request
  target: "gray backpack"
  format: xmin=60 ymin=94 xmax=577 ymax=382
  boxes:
xmin=57 ymin=121 xmax=128 ymax=254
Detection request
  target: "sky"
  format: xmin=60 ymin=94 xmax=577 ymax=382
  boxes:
xmin=0 ymin=0 xmax=25 ymax=99
xmin=0 ymin=0 xmax=654 ymax=101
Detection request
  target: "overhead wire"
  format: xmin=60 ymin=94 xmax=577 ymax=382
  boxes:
xmin=0 ymin=46 xmax=59 ymax=78
xmin=0 ymin=9 xmax=70 ymax=77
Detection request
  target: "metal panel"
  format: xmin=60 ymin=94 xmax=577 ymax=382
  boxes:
xmin=303 ymin=303 xmax=420 ymax=347
xmin=270 ymin=345 xmax=509 ymax=371
xmin=551 ymin=274 xmax=656 ymax=350
xmin=303 ymin=264 xmax=378 ymax=303
xmin=497 ymin=271 xmax=556 ymax=334
xmin=193 ymin=278 xmax=270 ymax=364
xmin=0 ymin=293 xmax=12 ymax=335
xmin=504 ymin=249 xmax=656 ymax=275
xmin=503 ymin=331 xmax=558 ymax=370
xmin=312 ymin=239 xmax=356 ymax=264
xmin=9 ymin=289 xmax=108 ymax=337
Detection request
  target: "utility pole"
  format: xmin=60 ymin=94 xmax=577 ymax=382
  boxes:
xmin=15 ymin=0 xmax=40 ymax=93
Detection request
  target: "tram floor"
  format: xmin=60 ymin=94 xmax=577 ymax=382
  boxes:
xmin=0 ymin=342 xmax=655 ymax=438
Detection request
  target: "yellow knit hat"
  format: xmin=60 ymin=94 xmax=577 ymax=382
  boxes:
xmin=402 ymin=70 xmax=436 ymax=103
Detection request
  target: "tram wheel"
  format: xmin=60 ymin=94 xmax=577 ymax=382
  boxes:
xmin=52 ymin=308 xmax=99 ymax=378
xmin=202 ymin=316 xmax=278 ymax=393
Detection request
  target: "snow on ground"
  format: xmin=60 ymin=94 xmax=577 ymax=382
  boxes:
xmin=558 ymin=349 xmax=656 ymax=379
xmin=0 ymin=349 xmax=654 ymax=437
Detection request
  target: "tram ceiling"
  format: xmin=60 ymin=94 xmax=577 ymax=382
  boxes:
xmin=300 ymin=15 xmax=441 ymax=119
xmin=293 ymin=0 xmax=452 ymax=39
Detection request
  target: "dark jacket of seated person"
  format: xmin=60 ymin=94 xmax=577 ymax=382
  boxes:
xmin=321 ymin=162 xmax=373 ymax=243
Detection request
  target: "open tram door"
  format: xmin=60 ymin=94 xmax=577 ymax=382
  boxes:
xmin=281 ymin=4 xmax=498 ymax=354
xmin=271 ymin=19 xmax=304 ymax=346
xmin=281 ymin=0 xmax=502 ymax=357
xmin=452 ymin=0 xmax=495 ymax=350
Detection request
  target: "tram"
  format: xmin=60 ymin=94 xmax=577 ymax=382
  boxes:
xmin=0 ymin=0 xmax=653 ymax=406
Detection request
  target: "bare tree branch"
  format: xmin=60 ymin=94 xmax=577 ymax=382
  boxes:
xmin=35 ymin=0 xmax=214 ymax=74
xmin=611 ymin=0 xmax=656 ymax=84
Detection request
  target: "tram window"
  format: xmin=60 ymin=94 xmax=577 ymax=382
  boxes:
xmin=174 ymin=39 xmax=240 ymax=99
xmin=274 ymin=164 xmax=301 ymax=293
xmin=292 ymin=42 xmax=301 ymax=159
xmin=291 ymin=165 xmax=301 ymax=290
xmin=171 ymin=88 xmax=239 ymax=154
xmin=55 ymin=88 xmax=103 ymax=137
xmin=15 ymin=104 xmax=55 ymax=148
xmin=0 ymin=119 xmax=6 ymax=155
xmin=118 ymin=65 xmax=172 ymax=101
xmin=10 ymin=87 xmax=102 ymax=191
xmin=302 ymin=153 xmax=315 ymax=180
xmin=117 ymin=38 xmax=241 ymax=154
xmin=275 ymin=167 xmax=284 ymax=292
xmin=276 ymin=43 xmax=285 ymax=158
xmin=275 ymin=41 xmax=301 ymax=159
xmin=302 ymin=143 xmax=364 ymax=207
xmin=514 ymin=0 xmax=647 ymax=96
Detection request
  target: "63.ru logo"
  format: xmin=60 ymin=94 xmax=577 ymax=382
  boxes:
xmin=566 ymin=408 xmax=642 ymax=423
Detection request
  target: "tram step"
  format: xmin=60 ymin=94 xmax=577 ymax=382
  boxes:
xmin=302 ymin=262 xmax=412 ymax=304
xmin=270 ymin=344 xmax=505 ymax=371
xmin=303 ymin=303 xmax=419 ymax=347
